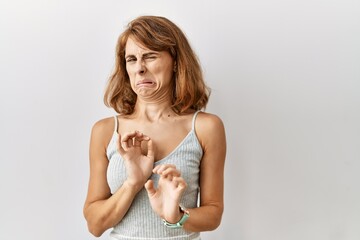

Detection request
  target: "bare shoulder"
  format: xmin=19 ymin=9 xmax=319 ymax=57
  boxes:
xmin=92 ymin=116 xmax=115 ymax=132
xmin=91 ymin=116 xmax=116 ymax=149
xmin=196 ymin=112 xmax=225 ymax=133
xmin=195 ymin=112 xmax=226 ymax=149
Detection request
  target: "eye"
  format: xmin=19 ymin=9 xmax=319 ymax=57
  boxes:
xmin=126 ymin=57 xmax=136 ymax=63
xmin=144 ymin=54 xmax=157 ymax=60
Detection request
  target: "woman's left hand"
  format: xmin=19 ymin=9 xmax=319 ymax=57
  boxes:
xmin=145 ymin=164 xmax=187 ymax=223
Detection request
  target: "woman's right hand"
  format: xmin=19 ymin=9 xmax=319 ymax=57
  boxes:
xmin=144 ymin=164 xmax=187 ymax=223
xmin=117 ymin=131 xmax=154 ymax=190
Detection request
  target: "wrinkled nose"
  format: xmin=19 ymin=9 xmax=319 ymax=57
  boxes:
xmin=135 ymin=60 xmax=146 ymax=74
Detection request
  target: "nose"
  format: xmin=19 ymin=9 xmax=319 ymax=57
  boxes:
xmin=135 ymin=60 xmax=146 ymax=74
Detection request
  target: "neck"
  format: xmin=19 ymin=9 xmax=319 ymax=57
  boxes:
xmin=133 ymin=98 xmax=176 ymax=122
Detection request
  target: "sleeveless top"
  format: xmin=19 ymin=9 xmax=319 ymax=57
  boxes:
xmin=106 ymin=111 xmax=203 ymax=240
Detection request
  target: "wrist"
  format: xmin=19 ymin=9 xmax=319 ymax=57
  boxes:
xmin=162 ymin=206 xmax=190 ymax=228
xmin=123 ymin=180 xmax=143 ymax=193
xmin=163 ymin=206 xmax=183 ymax=224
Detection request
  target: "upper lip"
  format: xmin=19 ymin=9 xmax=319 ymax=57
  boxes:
xmin=137 ymin=79 xmax=154 ymax=85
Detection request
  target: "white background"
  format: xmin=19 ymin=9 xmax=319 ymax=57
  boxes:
xmin=1 ymin=0 xmax=359 ymax=239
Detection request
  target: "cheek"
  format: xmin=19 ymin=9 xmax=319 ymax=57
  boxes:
xmin=152 ymin=64 xmax=173 ymax=78
xmin=125 ymin=65 xmax=133 ymax=76
xmin=125 ymin=67 xmax=136 ymax=89
xmin=126 ymin=66 xmax=136 ymax=81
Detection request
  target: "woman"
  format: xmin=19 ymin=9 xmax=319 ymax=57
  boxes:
xmin=83 ymin=16 xmax=226 ymax=240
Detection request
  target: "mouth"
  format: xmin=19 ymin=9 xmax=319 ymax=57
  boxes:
xmin=136 ymin=79 xmax=155 ymax=87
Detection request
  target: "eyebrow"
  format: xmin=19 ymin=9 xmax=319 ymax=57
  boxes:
xmin=125 ymin=51 xmax=159 ymax=59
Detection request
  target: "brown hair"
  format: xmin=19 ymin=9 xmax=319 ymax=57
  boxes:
xmin=104 ymin=16 xmax=210 ymax=114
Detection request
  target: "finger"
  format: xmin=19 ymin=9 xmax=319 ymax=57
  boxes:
xmin=121 ymin=131 xmax=138 ymax=140
xmin=139 ymin=133 xmax=150 ymax=141
xmin=134 ymin=131 xmax=150 ymax=142
xmin=159 ymin=173 xmax=173 ymax=182
xmin=161 ymin=167 xmax=181 ymax=178
xmin=153 ymin=164 xmax=177 ymax=175
xmin=144 ymin=179 xmax=156 ymax=197
xmin=133 ymin=131 xmax=144 ymax=147
xmin=121 ymin=131 xmax=138 ymax=148
xmin=146 ymin=139 xmax=154 ymax=160
xmin=172 ymin=177 xmax=187 ymax=191
xmin=127 ymin=137 xmax=134 ymax=147
xmin=177 ymin=180 xmax=187 ymax=192
xmin=121 ymin=135 xmax=130 ymax=151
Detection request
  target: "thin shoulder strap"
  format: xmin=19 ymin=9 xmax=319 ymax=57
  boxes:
xmin=191 ymin=110 xmax=201 ymax=130
xmin=113 ymin=115 xmax=118 ymax=133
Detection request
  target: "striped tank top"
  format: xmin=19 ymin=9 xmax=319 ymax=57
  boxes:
xmin=106 ymin=111 xmax=203 ymax=240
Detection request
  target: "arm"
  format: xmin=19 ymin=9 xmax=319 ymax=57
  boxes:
xmin=144 ymin=113 xmax=226 ymax=232
xmin=183 ymin=113 xmax=226 ymax=232
xmin=83 ymin=119 xmax=154 ymax=237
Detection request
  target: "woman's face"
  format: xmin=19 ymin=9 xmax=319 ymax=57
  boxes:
xmin=125 ymin=37 xmax=175 ymax=101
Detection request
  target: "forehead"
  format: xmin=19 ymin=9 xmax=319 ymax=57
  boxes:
xmin=125 ymin=37 xmax=151 ymax=55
